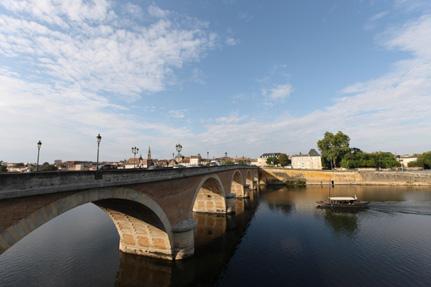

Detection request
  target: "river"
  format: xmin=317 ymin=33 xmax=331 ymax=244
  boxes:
xmin=1 ymin=185 xmax=431 ymax=287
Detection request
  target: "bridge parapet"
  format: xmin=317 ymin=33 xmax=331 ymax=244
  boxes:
xmin=0 ymin=165 xmax=257 ymax=200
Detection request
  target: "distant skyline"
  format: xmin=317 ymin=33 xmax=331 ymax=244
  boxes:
xmin=1 ymin=0 xmax=430 ymax=162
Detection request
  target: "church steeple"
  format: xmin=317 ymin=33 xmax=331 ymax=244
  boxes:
xmin=147 ymin=146 xmax=152 ymax=160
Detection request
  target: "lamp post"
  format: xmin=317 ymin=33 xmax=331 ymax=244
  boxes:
xmin=207 ymin=151 xmax=209 ymax=161
xmin=36 ymin=140 xmax=42 ymax=172
xmin=96 ymin=134 xmax=102 ymax=171
xmin=176 ymin=144 xmax=183 ymax=158
xmin=131 ymin=146 xmax=139 ymax=168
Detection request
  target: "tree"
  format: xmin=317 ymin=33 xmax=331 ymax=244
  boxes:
xmin=278 ymin=153 xmax=291 ymax=167
xmin=340 ymin=148 xmax=364 ymax=169
xmin=222 ymin=159 xmax=234 ymax=165
xmin=266 ymin=156 xmax=279 ymax=166
xmin=0 ymin=161 xmax=7 ymax=173
xmin=409 ymin=152 xmax=431 ymax=169
xmin=317 ymin=131 xmax=350 ymax=169
xmin=30 ymin=162 xmax=58 ymax=172
xmin=369 ymin=152 xmax=400 ymax=169
xmin=340 ymin=149 xmax=400 ymax=169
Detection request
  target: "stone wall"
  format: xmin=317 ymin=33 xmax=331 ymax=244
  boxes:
xmin=261 ymin=168 xmax=431 ymax=186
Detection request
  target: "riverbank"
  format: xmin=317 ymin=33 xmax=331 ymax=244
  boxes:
xmin=260 ymin=168 xmax=431 ymax=186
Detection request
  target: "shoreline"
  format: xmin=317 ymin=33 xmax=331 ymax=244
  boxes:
xmin=260 ymin=167 xmax=431 ymax=186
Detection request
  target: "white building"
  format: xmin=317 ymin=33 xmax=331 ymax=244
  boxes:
xmin=189 ymin=155 xmax=201 ymax=167
xmin=397 ymin=155 xmax=418 ymax=168
xmin=6 ymin=163 xmax=29 ymax=173
xmin=252 ymin=153 xmax=283 ymax=167
xmin=291 ymin=149 xmax=322 ymax=170
xmin=64 ymin=161 xmax=93 ymax=171
xmin=251 ymin=157 xmax=267 ymax=167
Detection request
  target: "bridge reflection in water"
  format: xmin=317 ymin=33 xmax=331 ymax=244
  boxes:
xmin=115 ymin=190 xmax=259 ymax=287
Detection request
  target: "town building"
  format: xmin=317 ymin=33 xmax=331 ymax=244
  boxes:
xmin=124 ymin=146 xmax=155 ymax=169
xmin=64 ymin=161 xmax=93 ymax=171
xmin=6 ymin=162 xmax=29 ymax=173
xmin=124 ymin=157 xmax=141 ymax=169
xmin=251 ymin=153 xmax=283 ymax=167
xmin=291 ymin=149 xmax=322 ymax=170
xmin=397 ymin=155 xmax=418 ymax=168
xmin=189 ymin=154 xmax=202 ymax=167
xmin=260 ymin=153 xmax=283 ymax=159
xmin=156 ymin=160 xmax=170 ymax=168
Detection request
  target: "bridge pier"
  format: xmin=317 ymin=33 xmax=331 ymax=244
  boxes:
xmin=226 ymin=196 xmax=237 ymax=214
xmin=172 ymin=219 xmax=195 ymax=260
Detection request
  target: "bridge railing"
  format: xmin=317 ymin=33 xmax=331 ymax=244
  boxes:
xmin=0 ymin=165 xmax=257 ymax=200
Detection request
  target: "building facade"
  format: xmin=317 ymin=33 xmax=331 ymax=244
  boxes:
xmin=291 ymin=149 xmax=322 ymax=170
xmin=397 ymin=155 xmax=418 ymax=168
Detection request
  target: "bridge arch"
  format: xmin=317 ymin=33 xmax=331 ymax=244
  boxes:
xmin=192 ymin=175 xmax=227 ymax=214
xmin=0 ymin=188 xmax=181 ymax=260
xmin=230 ymin=170 xmax=246 ymax=198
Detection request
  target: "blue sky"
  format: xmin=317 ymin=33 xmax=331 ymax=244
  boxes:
xmin=0 ymin=0 xmax=430 ymax=162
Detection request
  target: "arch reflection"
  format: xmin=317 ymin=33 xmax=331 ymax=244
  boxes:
xmin=115 ymin=196 xmax=259 ymax=287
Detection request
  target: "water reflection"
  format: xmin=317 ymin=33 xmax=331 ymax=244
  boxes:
xmin=322 ymin=210 xmax=359 ymax=236
xmin=2 ymin=186 xmax=431 ymax=287
xmin=115 ymin=195 xmax=260 ymax=287
xmin=116 ymin=255 xmax=172 ymax=287
xmin=263 ymin=188 xmax=295 ymax=214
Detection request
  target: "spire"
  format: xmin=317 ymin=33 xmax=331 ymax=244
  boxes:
xmin=147 ymin=146 xmax=152 ymax=160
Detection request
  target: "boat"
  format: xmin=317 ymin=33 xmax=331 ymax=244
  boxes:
xmin=316 ymin=195 xmax=369 ymax=209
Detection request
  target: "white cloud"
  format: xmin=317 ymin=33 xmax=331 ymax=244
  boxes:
xmin=0 ymin=69 xmax=195 ymax=161
xmin=215 ymin=114 xmax=243 ymax=124
xmin=384 ymin=15 xmax=431 ymax=58
xmin=364 ymin=11 xmax=388 ymax=30
xmin=168 ymin=110 xmax=186 ymax=119
xmin=262 ymin=83 xmax=293 ymax=100
xmin=1 ymin=2 xmax=430 ymax=161
xmin=195 ymin=15 xmax=431 ymax=156
xmin=0 ymin=1 xmax=212 ymax=161
xmin=148 ymin=4 xmax=169 ymax=18
xmin=0 ymin=1 xmax=215 ymax=98
xmin=225 ymin=36 xmax=239 ymax=46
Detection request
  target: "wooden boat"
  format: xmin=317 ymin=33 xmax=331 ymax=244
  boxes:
xmin=316 ymin=195 xmax=369 ymax=209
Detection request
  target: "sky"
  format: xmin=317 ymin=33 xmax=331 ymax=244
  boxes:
xmin=0 ymin=0 xmax=430 ymax=162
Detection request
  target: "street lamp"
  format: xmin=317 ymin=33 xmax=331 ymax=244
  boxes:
xmin=176 ymin=144 xmax=183 ymax=157
xmin=131 ymin=146 xmax=139 ymax=168
xmin=207 ymin=151 xmax=209 ymax=161
xmin=36 ymin=140 xmax=42 ymax=172
xmin=96 ymin=134 xmax=102 ymax=171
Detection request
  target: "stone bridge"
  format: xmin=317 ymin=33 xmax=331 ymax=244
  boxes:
xmin=0 ymin=166 xmax=258 ymax=261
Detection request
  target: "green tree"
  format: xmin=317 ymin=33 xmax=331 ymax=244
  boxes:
xmin=317 ymin=131 xmax=350 ymax=169
xmin=277 ymin=153 xmax=291 ymax=167
xmin=369 ymin=152 xmax=400 ymax=169
xmin=222 ymin=159 xmax=234 ymax=165
xmin=30 ymin=162 xmax=58 ymax=172
xmin=0 ymin=161 xmax=7 ymax=173
xmin=340 ymin=148 xmax=364 ymax=169
xmin=266 ymin=156 xmax=279 ymax=166
xmin=341 ymin=149 xmax=400 ymax=169
xmin=409 ymin=152 xmax=431 ymax=169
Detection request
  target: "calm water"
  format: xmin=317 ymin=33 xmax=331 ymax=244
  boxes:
xmin=1 ymin=186 xmax=431 ymax=287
